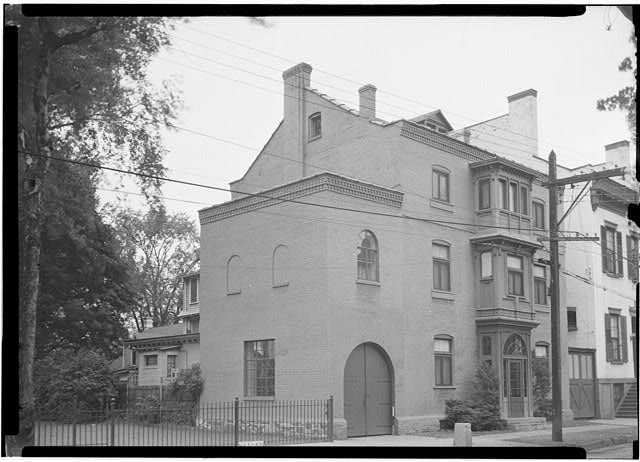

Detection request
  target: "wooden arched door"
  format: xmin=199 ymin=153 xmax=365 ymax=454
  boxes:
xmin=343 ymin=343 xmax=393 ymax=437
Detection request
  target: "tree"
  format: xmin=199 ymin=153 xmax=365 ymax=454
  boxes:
xmin=113 ymin=204 xmax=199 ymax=330
xmin=10 ymin=10 xmax=182 ymax=452
xmin=33 ymin=159 xmax=135 ymax=360
xmin=597 ymin=33 xmax=637 ymax=144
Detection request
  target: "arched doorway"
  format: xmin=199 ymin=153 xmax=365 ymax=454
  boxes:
xmin=343 ymin=342 xmax=393 ymax=437
xmin=503 ymin=334 xmax=528 ymax=418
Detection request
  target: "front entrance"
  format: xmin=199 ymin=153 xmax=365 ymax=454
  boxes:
xmin=343 ymin=343 xmax=393 ymax=437
xmin=569 ymin=350 xmax=596 ymax=418
xmin=503 ymin=334 xmax=528 ymax=418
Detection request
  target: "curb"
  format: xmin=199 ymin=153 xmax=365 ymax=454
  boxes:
xmin=580 ymin=435 xmax=637 ymax=451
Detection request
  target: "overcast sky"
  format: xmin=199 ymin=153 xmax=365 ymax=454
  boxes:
xmin=98 ymin=7 xmax=636 ymax=224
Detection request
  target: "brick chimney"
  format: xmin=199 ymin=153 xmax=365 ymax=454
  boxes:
xmin=507 ymin=89 xmax=538 ymax=159
xmin=282 ymin=62 xmax=312 ymax=178
xmin=358 ymin=84 xmax=377 ymax=119
xmin=604 ymin=140 xmax=630 ymax=168
xmin=143 ymin=317 xmax=153 ymax=331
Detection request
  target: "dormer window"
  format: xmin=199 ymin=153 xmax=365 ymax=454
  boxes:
xmin=308 ymin=112 xmax=321 ymax=140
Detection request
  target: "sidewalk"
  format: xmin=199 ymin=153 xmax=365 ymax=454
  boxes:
xmin=297 ymin=418 xmax=638 ymax=449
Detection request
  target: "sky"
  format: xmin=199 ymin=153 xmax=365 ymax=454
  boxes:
xmin=98 ymin=7 xmax=637 ymax=226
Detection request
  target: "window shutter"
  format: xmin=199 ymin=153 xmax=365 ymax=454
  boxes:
xmin=605 ymin=313 xmax=612 ymax=362
xmin=601 ymin=226 xmax=608 ymax=273
xmin=621 ymin=316 xmax=628 ymax=363
xmin=616 ymin=231 xmax=624 ymax=277
xmin=627 ymin=236 xmax=634 ymax=279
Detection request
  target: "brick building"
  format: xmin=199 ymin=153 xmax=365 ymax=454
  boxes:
xmin=197 ymin=63 xmax=570 ymax=437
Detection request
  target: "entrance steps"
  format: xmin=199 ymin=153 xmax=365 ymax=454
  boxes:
xmin=615 ymin=382 xmax=638 ymax=419
xmin=505 ymin=416 xmax=550 ymax=431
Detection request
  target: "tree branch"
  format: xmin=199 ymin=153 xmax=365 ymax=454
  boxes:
xmin=53 ymin=22 xmax=111 ymax=51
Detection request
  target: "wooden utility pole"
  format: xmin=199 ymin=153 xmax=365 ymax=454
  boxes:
xmin=545 ymin=151 xmax=625 ymax=442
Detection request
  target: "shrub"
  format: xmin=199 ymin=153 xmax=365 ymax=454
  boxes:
xmin=443 ymin=362 xmax=507 ymax=431
xmin=532 ymin=358 xmax=554 ymax=421
xmin=166 ymin=363 xmax=204 ymax=402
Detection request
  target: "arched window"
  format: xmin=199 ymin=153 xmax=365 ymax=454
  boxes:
xmin=273 ymin=244 xmax=289 ymax=288
xmin=503 ymin=334 xmax=528 ymax=357
xmin=357 ymin=230 xmax=379 ymax=282
xmin=227 ymin=255 xmax=241 ymax=295
xmin=308 ymin=112 xmax=321 ymax=140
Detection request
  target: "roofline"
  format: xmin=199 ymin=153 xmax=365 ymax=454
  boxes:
xmin=229 ymin=119 xmax=284 ymax=186
xmin=469 ymin=156 xmax=544 ymax=179
xmin=125 ymin=332 xmax=199 ymax=344
xmin=409 ymin=109 xmax=454 ymax=131
xmin=453 ymin=113 xmax=508 ymax=132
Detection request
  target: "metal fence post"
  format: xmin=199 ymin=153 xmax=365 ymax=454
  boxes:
xmin=327 ymin=395 xmax=333 ymax=442
xmin=234 ymin=397 xmax=239 ymax=447
xmin=110 ymin=397 xmax=116 ymax=447
xmin=72 ymin=402 xmax=78 ymax=446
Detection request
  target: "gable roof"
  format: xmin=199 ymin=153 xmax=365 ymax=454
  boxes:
xmin=409 ymin=110 xmax=454 ymax=132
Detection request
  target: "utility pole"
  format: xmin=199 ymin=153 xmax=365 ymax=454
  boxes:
xmin=544 ymin=151 xmax=625 ymax=442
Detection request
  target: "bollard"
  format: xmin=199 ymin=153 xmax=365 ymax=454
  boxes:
xmin=453 ymin=422 xmax=472 ymax=446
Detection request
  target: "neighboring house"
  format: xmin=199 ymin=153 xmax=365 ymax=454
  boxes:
xmin=123 ymin=272 xmax=201 ymax=387
xmin=452 ymin=92 xmax=639 ymax=419
xmin=198 ymin=62 xmax=566 ymax=438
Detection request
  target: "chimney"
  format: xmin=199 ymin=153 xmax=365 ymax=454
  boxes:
xmin=358 ymin=84 xmax=377 ymax=119
xmin=507 ymin=89 xmax=538 ymax=159
xmin=143 ymin=317 xmax=153 ymax=331
xmin=604 ymin=140 xmax=630 ymax=168
xmin=282 ymin=62 xmax=312 ymax=178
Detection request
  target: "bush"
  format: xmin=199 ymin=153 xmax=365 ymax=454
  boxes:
xmin=166 ymin=363 xmax=204 ymax=402
xmin=532 ymin=358 xmax=554 ymax=422
xmin=443 ymin=362 xmax=507 ymax=431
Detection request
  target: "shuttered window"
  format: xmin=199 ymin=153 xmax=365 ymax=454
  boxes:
xmin=601 ymin=225 xmax=624 ymax=277
xmin=627 ymin=235 xmax=639 ymax=282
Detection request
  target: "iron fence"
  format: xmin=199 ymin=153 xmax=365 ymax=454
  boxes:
xmin=35 ymin=397 xmax=333 ymax=446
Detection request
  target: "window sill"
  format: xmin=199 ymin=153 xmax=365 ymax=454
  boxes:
xmin=568 ymin=327 xmax=578 ymax=332
xmin=273 ymin=282 xmax=289 ymax=288
xmin=308 ymin=135 xmax=321 ymax=143
xmin=430 ymin=198 xmax=453 ymax=213
xmin=433 ymin=386 xmax=456 ymax=390
xmin=356 ymin=279 xmax=380 ymax=287
xmin=227 ymin=290 xmax=241 ymax=296
xmin=431 ymin=290 xmax=454 ymax=301
xmin=243 ymin=396 xmax=275 ymax=401
xmin=189 ymin=301 xmax=198 ymax=305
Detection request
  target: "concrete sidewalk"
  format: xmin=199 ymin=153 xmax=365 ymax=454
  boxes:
xmin=296 ymin=418 xmax=638 ymax=449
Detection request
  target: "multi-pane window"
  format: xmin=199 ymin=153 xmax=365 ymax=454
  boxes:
xmin=144 ymin=355 xmax=158 ymax=367
xmin=434 ymin=336 xmax=453 ymax=386
xmin=167 ymin=354 xmax=177 ymax=377
xmin=189 ymin=277 xmax=198 ymax=304
xmin=627 ymin=235 xmax=639 ymax=282
xmin=607 ymin=314 xmax=623 ymax=362
xmin=245 ymin=340 xmax=275 ymax=397
xmin=479 ymin=179 xmax=491 ymax=209
xmin=308 ymin=113 xmax=321 ymax=139
xmin=433 ymin=243 xmax=451 ymax=291
xmin=357 ymin=230 xmax=379 ymax=282
xmin=432 ymin=169 xmax=450 ymax=202
xmin=533 ymin=265 xmax=547 ymax=305
xmin=601 ymin=224 xmax=623 ymax=276
xmin=507 ymin=255 xmax=524 ymax=296
xmin=567 ymin=307 xmax=577 ymax=331
xmin=533 ymin=201 xmax=545 ymax=229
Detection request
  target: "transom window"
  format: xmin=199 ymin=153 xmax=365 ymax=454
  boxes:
xmin=533 ymin=201 xmax=545 ymax=229
xmin=357 ymin=230 xmax=379 ymax=282
xmin=433 ymin=243 xmax=451 ymax=291
xmin=432 ymin=168 xmax=450 ymax=203
xmin=533 ymin=265 xmax=547 ymax=305
xmin=507 ymin=255 xmax=524 ymax=296
xmin=309 ymin=113 xmax=321 ymax=140
xmin=434 ymin=335 xmax=453 ymax=386
xmin=503 ymin=334 xmax=527 ymax=357
xmin=245 ymin=339 xmax=275 ymax=397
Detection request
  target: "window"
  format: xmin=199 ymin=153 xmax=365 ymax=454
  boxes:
xmin=245 ymin=339 xmax=275 ymax=397
xmin=273 ymin=245 xmax=289 ymax=287
xmin=499 ymin=179 xmax=508 ymax=210
xmin=605 ymin=313 xmax=627 ymax=363
xmin=433 ymin=243 xmax=451 ymax=291
xmin=432 ymin=169 xmax=450 ymax=202
xmin=507 ymin=255 xmax=524 ymax=296
xmin=479 ymin=179 xmax=491 ymax=210
xmin=189 ymin=277 xmax=198 ymax=304
xmin=627 ymin=235 xmax=639 ymax=282
xmin=482 ymin=336 xmax=492 ymax=356
xmin=533 ymin=201 xmax=545 ymax=229
xmin=567 ymin=307 xmax=577 ymax=331
xmin=520 ymin=186 xmax=528 ymax=215
xmin=481 ymin=252 xmax=492 ymax=278
xmin=509 ymin=182 xmax=518 ymax=212
xmin=227 ymin=255 xmax=241 ymax=294
xmin=167 ymin=354 xmax=177 ymax=377
xmin=131 ymin=350 xmax=137 ymax=366
xmin=308 ymin=113 xmax=321 ymax=140
xmin=533 ymin=265 xmax=547 ymax=305
xmin=144 ymin=355 xmax=158 ymax=367
xmin=186 ymin=317 xmax=199 ymax=334
xmin=434 ymin=336 xmax=453 ymax=386
xmin=357 ymin=230 xmax=379 ymax=282
xmin=535 ymin=343 xmax=549 ymax=358
xmin=601 ymin=224 xmax=623 ymax=276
